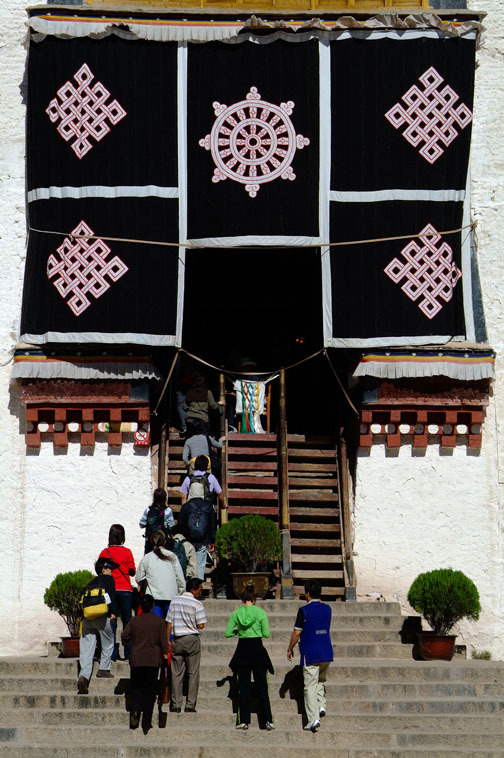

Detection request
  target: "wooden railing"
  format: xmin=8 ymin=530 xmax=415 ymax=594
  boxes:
xmin=219 ymin=372 xmax=229 ymax=526
xmin=278 ymin=368 xmax=295 ymax=599
xmin=337 ymin=428 xmax=356 ymax=600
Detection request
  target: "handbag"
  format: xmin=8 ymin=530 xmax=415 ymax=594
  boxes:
xmin=160 ymin=657 xmax=171 ymax=705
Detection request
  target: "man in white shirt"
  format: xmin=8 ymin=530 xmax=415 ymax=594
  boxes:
xmin=166 ymin=577 xmax=207 ymax=713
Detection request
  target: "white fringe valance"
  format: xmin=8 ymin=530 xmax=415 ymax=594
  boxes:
xmin=26 ymin=13 xmax=482 ymax=46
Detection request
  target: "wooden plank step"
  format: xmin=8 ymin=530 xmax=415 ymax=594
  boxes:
xmin=289 ymin=491 xmax=338 ymax=501
xmin=288 ymin=463 xmax=336 ymax=472
xmin=229 ymin=462 xmax=277 ymax=471
xmin=289 ymin=477 xmax=338 ymax=488
xmin=291 ymin=538 xmax=341 ymax=547
xmin=227 ymin=447 xmax=276 ymax=456
xmin=293 ymin=569 xmax=344 ymax=579
xmin=228 ymin=475 xmax=278 ymax=485
xmin=289 ymin=507 xmax=338 ymax=517
xmin=290 ymin=522 xmax=340 ymax=532
xmin=291 ymin=553 xmax=342 ymax=563
xmin=228 ymin=491 xmax=277 ymax=500
xmin=227 ymin=506 xmax=278 ymax=516
xmin=227 ymin=433 xmax=277 ymax=442
xmin=167 ymin=461 xmax=186 ymax=470
xmin=287 ymin=434 xmax=333 ymax=443
xmin=167 ymin=445 xmax=184 ymax=455
xmin=288 ymin=448 xmax=334 ymax=458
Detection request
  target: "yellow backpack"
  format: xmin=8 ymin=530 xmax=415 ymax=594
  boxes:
xmin=81 ymin=585 xmax=108 ymax=620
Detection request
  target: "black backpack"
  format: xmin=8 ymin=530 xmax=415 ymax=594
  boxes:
xmin=186 ymin=499 xmax=210 ymax=543
xmin=172 ymin=538 xmax=188 ymax=577
xmin=145 ymin=505 xmax=165 ymax=541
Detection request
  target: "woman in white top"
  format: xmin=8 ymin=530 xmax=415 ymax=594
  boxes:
xmin=135 ymin=531 xmax=185 ymax=619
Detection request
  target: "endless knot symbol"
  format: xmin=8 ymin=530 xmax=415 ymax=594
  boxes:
xmin=383 ymin=223 xmax=462 ymax=320
xmin=199 ymin=86 xmax=310 ymax=198
xmin=46 ymin=63 xmax=127 ymax=159
xmin=384 ymin=67 xmax=472 ymax=165
xmin=47 ymin=221 xmax=129 ymax=317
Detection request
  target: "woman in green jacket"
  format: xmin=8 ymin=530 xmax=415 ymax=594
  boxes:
xmin=225 ymin=585 xmax=274 ymax=731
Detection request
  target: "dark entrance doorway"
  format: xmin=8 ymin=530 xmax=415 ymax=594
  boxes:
xmin=182 ymin=248 xmax=322 ymax=371
xmin=180 ymin=248 xmax=349 ymax=434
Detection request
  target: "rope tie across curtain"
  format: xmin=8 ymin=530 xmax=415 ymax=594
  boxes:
xmin=28 ymin=221 xmax=476 ymax=250
xmin=152 ymin=346 xmax=358 ymax=418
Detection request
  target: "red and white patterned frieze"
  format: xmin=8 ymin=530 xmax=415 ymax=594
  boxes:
xmin=384 ymin=224 xmax=462 ymax=319
xmin=47 ymin=221 xmax=128 ymax=316
xmin=359 ymin=407 xmax=484 ymax=450
xmin=199 ymin=86 xmax=310 ymax=197
xmin=384 ymin=66 xmax=472 ymax=164
xmin=46 ymin=63 xmax=127 ymax=159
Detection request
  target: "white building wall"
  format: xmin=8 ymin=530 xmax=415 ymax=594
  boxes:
xmin=355 ymin=0 xmax=504 ymax=659
xmin=0 ymin=0 xmax=152 ymax=656
xmin=0 ymin=0 xmax=502 ymax=657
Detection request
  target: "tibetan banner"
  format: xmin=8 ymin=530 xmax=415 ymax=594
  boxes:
xmin=22 ymin=35 xmax=180 ymax=346
xmin=326 ymin=35 xmax=476 ymax=347
xmin=21 ymin=27 xmax=477 ymax=347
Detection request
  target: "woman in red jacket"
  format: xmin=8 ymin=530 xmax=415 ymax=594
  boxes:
xmin=99 ymin=524 xmax=136 ymax=661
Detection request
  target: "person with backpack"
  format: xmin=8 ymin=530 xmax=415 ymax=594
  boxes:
xmin=179 ymin=456 xmax=222 ymax=580
xmin=182 ymin=419 xmax=224 ymax=476
xmin=78 ymin=557 xmax=119 ymax=695
xmin=172 ymin=524 xmax=198 ymax=579
xmin=135 ymin=531 xmax=185 ymax=619
xmin=98 ymin=524 xmax=136 ymax=661
xmin=139 ymin=489 xmax=175 ymax=554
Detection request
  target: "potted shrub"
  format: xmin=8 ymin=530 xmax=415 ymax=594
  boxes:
xmin=215 ymin=514 xmax=282 ymax=599
xmin=407 ymin=568 xmax=481 ymax=661
xmin=43 ymin=570 xmax=94 ymax=657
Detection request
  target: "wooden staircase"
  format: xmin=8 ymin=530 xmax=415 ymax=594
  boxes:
xmin=287 ymin=435 xmax=344 ymax=600
xmin=166 ymin=431 xmax=345 ymax=600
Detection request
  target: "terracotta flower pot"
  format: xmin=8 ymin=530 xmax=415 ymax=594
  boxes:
xmin=417 ymin=632 xmax=456 ymax=661
xmin=231 ymin=572 xmax=271 ymax=599
xmin=61 ymin=636 xmax=80 ymax=658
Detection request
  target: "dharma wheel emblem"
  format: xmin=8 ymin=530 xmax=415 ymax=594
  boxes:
xmin=199 ymin=86 xmax=310 ymax=198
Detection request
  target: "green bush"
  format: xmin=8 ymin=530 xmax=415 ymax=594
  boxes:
xmin=215 ymin=515 xmax=282 ymax=572
xmin=471 ymin=650 xmax=491 ymax=660
xmin=407 ymin=568 xmax=481 ymax=635
xmin=43 ymin=570 xmax=94 ymax=637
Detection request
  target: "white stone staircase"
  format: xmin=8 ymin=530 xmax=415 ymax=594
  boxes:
xmin=0 ymin=601 xmax=503 ymax=757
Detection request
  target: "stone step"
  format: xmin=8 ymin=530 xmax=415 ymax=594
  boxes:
xmin=203 ymin=613 xmax=405 ymax=629
xmin=199 ymin=600 xmax=403 ymax=614
xmin=1 ymin=748 xmax=503 ymax=758
xmin=4 ymin=675 xmax=504 ymax=698
xmin=3 ymin=724 xmax=504 ymax=749
xmin=201 ymin=640 xmax=413 ymax=658
xmin=2 ymin=708 xmax=504 ymax=732
xmin=1 ymin=659 xmax=503 ymax=684
xmin=2 ymin=748 xmax=504 ymax=758
xmin=2 ymin=693 xmax=502 ymax=715
xmin=199 ymin=628 xmax=404 ymax=642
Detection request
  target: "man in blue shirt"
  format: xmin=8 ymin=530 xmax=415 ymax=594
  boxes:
xmin=287 ymin=579 xmax=333 ymax=732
